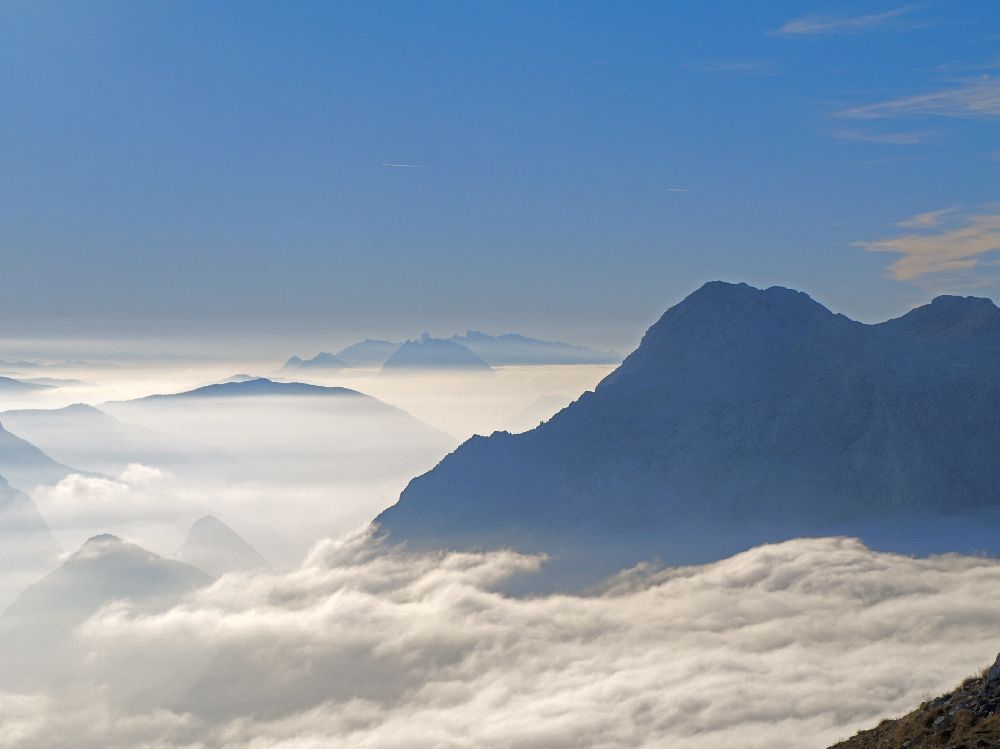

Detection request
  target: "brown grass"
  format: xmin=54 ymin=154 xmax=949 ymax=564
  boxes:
xmin=829 ymin=661 xmax=1000 ymax=749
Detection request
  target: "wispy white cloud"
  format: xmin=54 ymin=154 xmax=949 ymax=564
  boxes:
xmin=380 ymin=163 xmax=425 ymax=168
xmin=665 ymin=187 xmax=692 ymax=193
xmin=833 ymin=128 xmax=932 ymax=144
xmin=777 ymin=5 xmax=921 ymax=35
xmin=931 ymin=58 xmax=1000 ymax=74
xmin=856 ymin=207 xmax=1000 ymax=280
xmin=839 ymin=78 xmax=1000 ymax=119
xmin=896 ymin=207 xmax=955 ymax=228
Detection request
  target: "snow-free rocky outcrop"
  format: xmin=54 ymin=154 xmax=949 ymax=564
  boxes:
xmin=375 ymin=282 xmax=1000 ymax=570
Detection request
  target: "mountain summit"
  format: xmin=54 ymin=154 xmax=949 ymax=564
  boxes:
xmin=374 ymin=282 xmax=1000 ymax=569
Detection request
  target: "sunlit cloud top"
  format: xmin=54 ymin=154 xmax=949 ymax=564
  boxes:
xmin=856 ymin=207 xmax=1000 ymax=281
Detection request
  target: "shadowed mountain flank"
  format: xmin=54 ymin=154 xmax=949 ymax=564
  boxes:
xmin=375 ymin=282 xmax=1000 ymax=571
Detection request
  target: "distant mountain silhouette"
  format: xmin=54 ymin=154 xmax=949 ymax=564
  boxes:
xmin=382 ymin=334 xmax=493 ymax=373
xmin=102 ymin=377 xmax=455 ymax=486
xmin=0 ymin=375 xmax=53 ymax=392
xmin=0 ymin=421 xmax=83 ymax=490
xmin=375 ymin=282 xmax=1000 ymax=577
xmin=0 ymin=476 xmax=57 ymax=543
xmin=5 ymin=534 xmax=208 ymax=622
xmin=1 ymin=534 xmax=210 ymax=688
xmin=0 ymin=476 xmax=60 ymax=600
xmin=1 ymin=402 xmax=243 ymax=477
xmin=19 ymin=376 xmax=83 ymax=387
xmin=112 ymin=377 xmax=366 ymax=404
xmin=177 ymin=515 xmax=269 ymax=577
xmin=335 ymin=339 xmax=402 ymax=367
xmin=332 ymin=334 xmax=616 ymax=367
xmin=450 ymin=330 xmax=619 ymax=365
xmin=282 ymin=352 xmax=350 ymax=371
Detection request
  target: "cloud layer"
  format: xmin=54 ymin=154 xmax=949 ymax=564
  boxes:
xmin=4 ymin=533 xmax=1000 ymax=748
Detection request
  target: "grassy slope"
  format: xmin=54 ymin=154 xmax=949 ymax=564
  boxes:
xmin=830 ymin=657 xmax=1000 ymax=749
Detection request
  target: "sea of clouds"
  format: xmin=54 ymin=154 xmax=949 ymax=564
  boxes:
xmin=3 ymin=532 xmax=1000 ymax=749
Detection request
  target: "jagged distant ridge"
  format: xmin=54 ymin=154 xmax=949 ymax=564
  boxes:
xmin=381 ymin=334 xmax=493 ymax=373
xmin=449 ymin=330 xmax=619 ymax=365
xmin=282 ymin=352 xmax=350 ymax=371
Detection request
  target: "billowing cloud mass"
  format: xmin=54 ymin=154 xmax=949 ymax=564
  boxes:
xmin=4 ymin=533 xmax=1000 ymax=749
xmin=856 ymin=208 xmax=1000 ymax=280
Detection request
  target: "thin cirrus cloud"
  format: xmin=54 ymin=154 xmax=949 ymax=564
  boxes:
xmin=685 ymin=60 xmax=774 ymax=75
xmin=833 ymin=128 xmax=932 ymax=144
xmin=856 ymin=207 xmax=1000 ymax=280
xmin=839 ymin=78 xmax=1000 ymax=119
xmin=776 ymin=5 xmax=921 ymax=36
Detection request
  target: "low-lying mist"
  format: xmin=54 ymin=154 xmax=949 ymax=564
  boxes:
xmin=0 ymin=359 xmax=611 ymax=592
xmin=3 ymin=532 xmax=1000 ymax=749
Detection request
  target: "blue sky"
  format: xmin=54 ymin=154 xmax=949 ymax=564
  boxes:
xmin=1 ymin=1 xmax=998 ymax=350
